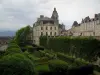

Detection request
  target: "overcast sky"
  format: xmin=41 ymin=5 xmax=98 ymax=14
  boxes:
xmin=0 ymin=0 xmax=100 ymax=31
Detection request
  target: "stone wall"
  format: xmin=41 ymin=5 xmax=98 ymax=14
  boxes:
xmin=33 ymin=23 xmax=59 ymax=45
xmin=71 ymin=19 xmax=100 ymax=36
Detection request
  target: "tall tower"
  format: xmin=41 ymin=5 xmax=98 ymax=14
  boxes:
xmin=51 ymin=8 xmax=59 ymax=24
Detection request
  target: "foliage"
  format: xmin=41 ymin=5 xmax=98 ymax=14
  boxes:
xmin=48 ymin=59 xmax=68 ymax=72
xmin=25 ymin=45 xmax=34 ymax=52
xmin=48 ymin=59 xmax=69 ymax=75
xmin=5 ymin=39 xmax=21 ymax=55
xmin=23 ymin=51 xmax=40 ymax=63
xmin=40 ymin=36 xmax=100 ymax=61
xmin=35 ymin=64 xmax=50 ymax=73
xmin=0 ymin=53 xmax=35 ymax=75
xmin=39 ymin=50 xmax=55 ymax=59
xmin=57 ymin=52 xmax=89 ymax=67
xmin=6 ymin=42 xmax=21 ymax=54
xmin=15 ymin=25 xmax=30 ymax=45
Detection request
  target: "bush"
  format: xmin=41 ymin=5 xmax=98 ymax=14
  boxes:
xmin=57 ymin=52 xmax=90 ymax=68
xmin=8 ymin=43 xmax=19 ymax=48
xmin=74 ymin=58 xmax=89 ymax=66
xmin=6 ymin=47 xmax=22 ymax=55
xmin=25 ymin=45 xmax=34 ymax=52
xmin=68 ymin=64 xmax=94 ymax=75
xmin=48 ymin=59 xmax=68 ymax=74
xmin=23 ymin=51 xmax=40 ymax=63
xmin=93 ymin=65 xmax=100 ymax=72
xmin=6 ymin=42 xmax=22 ymax=55
xmin=35 ymin=64 xmax=50 ymax=75
xmin=40 ymin=36 xmax=100 ymax=60
xmin=0 ymin=53 xmax=35 ymax=75
xmin=57 ymin=52 xmax=75 ymax=63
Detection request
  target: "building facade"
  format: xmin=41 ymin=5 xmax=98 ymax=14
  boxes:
xmin=33 ymin=8 xmax=65 ymax=45
xmin=69 ymin=13 xmax=100 ymax=36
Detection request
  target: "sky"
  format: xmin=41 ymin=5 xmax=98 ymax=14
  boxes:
xmin=0 ymin=0 xmax=100 ymax=31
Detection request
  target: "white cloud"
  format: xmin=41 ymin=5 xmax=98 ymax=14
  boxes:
xmin=0 ymin=0 xmax=100 ymax=30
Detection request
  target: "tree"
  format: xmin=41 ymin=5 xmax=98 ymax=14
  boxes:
xmin=14 ymin=25 xmax=31 ymax=45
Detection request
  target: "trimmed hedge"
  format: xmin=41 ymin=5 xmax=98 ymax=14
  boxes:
xmin=0 ymin=53 xmax=35 ymax=75
xmin=57 ymin=52 xmax=89 ymax=66
xmin=40 ymin=36 xmax=100 ymax=61
xmin=48 ymin=59 xmax=68 ymax=74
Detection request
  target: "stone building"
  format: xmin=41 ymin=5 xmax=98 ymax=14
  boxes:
xmin=33 ymin=8 xmax=65 ymax=45
xmin=69 ymin=13 xmax=100 ymax=36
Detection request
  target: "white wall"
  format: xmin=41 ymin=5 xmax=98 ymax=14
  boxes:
xmin=33 ymin=23 xmax=59 ymax=45
xmin=71 ymin=20 xmax=100 ymax=36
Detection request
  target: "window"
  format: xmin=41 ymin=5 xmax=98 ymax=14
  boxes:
xmin=50 ymin=32 xmax=52 ymax=36
xmin=46 ymin=26 xmax=48 ymax=30
xmin=46 ymin=32 xmax=48 ymax=36
xmin=41 ymin=27 xmax=43 ymax=30
xmin=50 ymin=27 xmax=52 ymax=30
xmin=97 ymin=18 xmax=99 ymax=20
xmin=55 ymin=27 xmax=56 ymax=30
xmin=55 ymin=32 xmax=56 ymax=36
xmin=41 ymin=32 xmax=43 ymax=36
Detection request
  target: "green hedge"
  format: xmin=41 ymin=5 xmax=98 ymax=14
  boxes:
xmin=57 ymin=52 xmax=89 ymax=67
xmin=0 ymin=53 xmax=35 ymax=75
xmin=40 ymin=36 xmax=100 ymax=61
xmin=48 ymin=59 xmax=68 ymax=73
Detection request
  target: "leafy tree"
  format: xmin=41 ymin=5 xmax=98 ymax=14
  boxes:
xmin=14 ymin=25 xmax=30 ymax=45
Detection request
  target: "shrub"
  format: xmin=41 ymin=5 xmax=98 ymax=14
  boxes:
xmin=23 ymin=51 xmax=40 ymax=63
xmin=68 ymin=64 xmax=94 ymax=75
xmin=25 ymin=45 xmax=34 ymax=52
xmin=6 ymin=42 xmax=22 ymax=55
xmin=6 ymin=47 xmax=22 ymax=54
xmin=48 ymin=59 xmax=68 ymax=74
xmin=35 ymin=64 xmax=50 ymax=75
xmin=0 ymin=53 xmax=35 ymax=75
xmin=74 ymin=58 xmax=89 ymax=66
xmin=40 ymin=36 xmax=100 ymax=60
xmin=93 ymin=65 xmax=100 ymax=72
xmin=57 ymin=52 xmax=75 ymax=63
